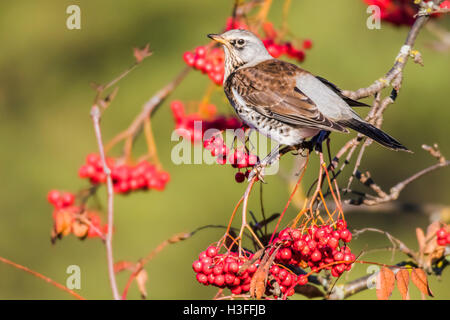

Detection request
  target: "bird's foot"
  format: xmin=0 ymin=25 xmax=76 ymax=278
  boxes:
xmin=247 ymin=163 xmax=266 ymax=183
xmin=303 ymin=130 xmax=331 ymax=153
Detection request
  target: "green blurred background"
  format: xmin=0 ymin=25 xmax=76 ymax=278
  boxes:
xmin=0 ymin=0 xmax=449 ymax=300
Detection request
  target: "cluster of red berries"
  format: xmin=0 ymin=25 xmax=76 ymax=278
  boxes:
xmin=203 ymin=135 xmax=259 ymax=183
xmin=193 ymin=247 xmax=256 ymax=295
xmin=267 ymin=264 xmax=307 ymax=297
xmin=47 ymin=190 xmax=106 ymax=240
xmin=364 ymin=0 xmax=450 ymax=27
xmin=78 ymin=154 xmax=170 ymax=194
xmin=261 ymin=22 xmax=312 ymax=62
xmin=183 ymin=19 xmax=312 ymax=85
xmin=183 ymin=46 xmax=225 ymax=85
xmin=171 ymin=100 xmax=242 ymax=143
xmin=436 ymin=226 xmax=450 ymax=246
xmin=225 ymin=17 xmax=249 ymax=31
xmin=272 ymin=220 xmax=355 ymax=278
xmin=192 ymin=247 xmax=298 ymax=297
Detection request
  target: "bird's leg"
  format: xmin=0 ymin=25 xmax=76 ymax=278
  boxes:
xmin=248 ymin=143 xmax=280 ymax=182
xmin=307 ymin=130 xmax=331 ymax=153
xmin=248 ymin=144 xmax=299 ymax=182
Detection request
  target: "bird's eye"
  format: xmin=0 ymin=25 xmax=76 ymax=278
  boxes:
xmin=237 ymin=39 xmax=245 ymax=46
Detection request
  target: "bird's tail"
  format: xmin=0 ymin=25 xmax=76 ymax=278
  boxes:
xmin=338 ymin=118 xmax=410 ymax=152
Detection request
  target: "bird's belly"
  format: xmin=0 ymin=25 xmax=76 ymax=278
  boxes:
xmin=236 ymin=107 xmax=319 ymax=146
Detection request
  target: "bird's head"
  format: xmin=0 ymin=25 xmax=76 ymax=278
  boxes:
xmin=208 ymin=29 xmax=272 ymax=80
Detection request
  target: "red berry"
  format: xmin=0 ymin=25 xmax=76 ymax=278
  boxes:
xmin=291 ymin=229 xmax=302 ymax=240
xmin=437 ymin=228 xmax=447 ymax=239
xmin=293 ymin=240 xmax=305 ymax=252
xmin=47 ymin=190 xmax=61 ymax=205
xmin=195 ymin=46 xmax=207 ymax=58
xmin=207 ymin=273 xmax=215 ymax=284
xmin=198 ymin=251 xmax=208 ymax=260
xmin=206 ymin=246 xmax=218 ymax=258
xmin=282 ymin=274 xmax=293 ymax=287
xmin=278 ymin=269 xmax=288 ymax=281
xmin=247 ymin=263 xmax=257 ymax=274
xmin=195 ymin=58 xmax=206 ymax=71
xmin=303 ymin=39 xmax=313 ymax=49
xmin=183 ymin=51 xmax=195 ymax=66
xmin=334 ymin=252 xmax=344 ymax=261
xmin=192 ymin=260 xmax=203 ymax=273
xmin=231 ymin=286 xmax=242 ymax=295
xmin=310 ymin=250 xmax=322 ymax=262
xmin=328 ymin=237 xmax=339 ymax=249
xmin=336 ymin=219 xmax=347 ymax=230
xmin=60 ymin=192 xmax=74 ymax=207
xmin=235 ymin=172 xmax=245 ymax=183
xmin=279 ymin=248 xmax=292 ymax=261
xmin=340 ymin=229 xmax=350 ymax=241
xmin=225 ymin=273 xmax=235 ymax=285
xmin=270 ymin=265 xmax=280 ymax=275
xmin=214 ymin=274 xmax=225 ymax=286
xmin=297 ymin=275 xmax=308 ymax=286
xmin=241 ymin=283 xmax=251 ymax=292
xmin=202 ymin=264 xmax=213 ymax=275
xmin=228 ymin=261 xmax=239 ymax=274
xmin=196 ymin=273 xmax=208 ymax=284
xmin=213 ymin=265 xmax=224 ymax=275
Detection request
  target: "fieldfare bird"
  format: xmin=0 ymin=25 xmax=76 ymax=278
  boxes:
xmin=208 ymin=29 xmax=409 ymax=176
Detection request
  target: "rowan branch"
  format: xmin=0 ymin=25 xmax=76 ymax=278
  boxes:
xmin=90 ymin=105 xmax=120 ymax=300
xmin=346 ymin=144 xmax=449 ymax=206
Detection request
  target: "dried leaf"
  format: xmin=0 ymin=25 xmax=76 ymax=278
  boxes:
xmin=133 ymin=44 xmax=152 ymax=63
xmin=250 ymin=268 xmax=267 ymax=299
xmin=376 ymin=267 xmax=395 ymax=300
xmin=416 ymin=228 xmax=426 ymax=253
xmin=423 ymin=221 xmax=441 ymax=255
xmin=395 ymin=269 xmax=410 ymax=300
xmin=238 ymin=248 xmax=264 ymax=275
xmin=135 ymin=269 xmax=148 ymax=299
xmin=411 ymin=268 xmax=433 ymax=297
xmin=426 ymin=221 xmax=441 ymax=240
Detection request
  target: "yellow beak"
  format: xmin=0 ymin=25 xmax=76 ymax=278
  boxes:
xmin=207 ymin=34 xmax=228 ymax=45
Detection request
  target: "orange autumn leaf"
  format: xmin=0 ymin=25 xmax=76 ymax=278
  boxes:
xmin=376 ymin=267 xmax=395 ymax=300
xmin=395 ymin=269 xmax=410 ymax=300
xmin=411 ymin=268 xmax=433 ymax=297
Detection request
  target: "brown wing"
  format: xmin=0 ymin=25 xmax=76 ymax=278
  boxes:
xmin=230 ymin=59 xmax=348 ymax=132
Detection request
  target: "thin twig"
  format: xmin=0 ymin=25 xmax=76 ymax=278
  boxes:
xmin=90 ymin=105 xmax=120 ymax=300
xmin=0 ymin=256 xmax=86 ymax=300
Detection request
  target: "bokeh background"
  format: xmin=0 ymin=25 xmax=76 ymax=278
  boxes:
xmin=0 ymin=0 xmax=449 ymax=300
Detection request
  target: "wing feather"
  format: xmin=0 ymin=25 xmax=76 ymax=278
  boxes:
xmin=229 ymin=60 xmax=348 ymax=133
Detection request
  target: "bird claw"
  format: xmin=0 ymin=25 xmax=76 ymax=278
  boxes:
xmin=247 ymin=163 xmax=266 ymax=183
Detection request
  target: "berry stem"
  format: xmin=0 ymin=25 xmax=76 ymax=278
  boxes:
xmin=269 ymin=152 xmax=309 ymax=244
xmin=143 ymin=116 xmax=162 ymax=169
